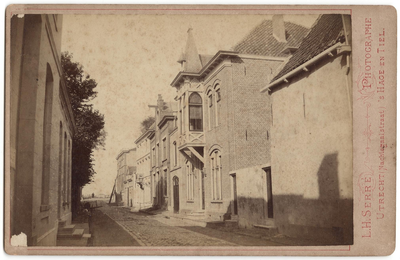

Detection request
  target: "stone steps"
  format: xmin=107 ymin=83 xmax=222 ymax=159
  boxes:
xmin=56 ymin=220 xmax=92 ymax=246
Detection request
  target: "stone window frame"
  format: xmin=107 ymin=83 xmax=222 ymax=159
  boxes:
xmin=188 ymin=92 xmax=203 ymax=132
xmin=210 ymin=149 xmax=222 ymax=201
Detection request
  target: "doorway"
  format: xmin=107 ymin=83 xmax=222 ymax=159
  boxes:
xmin=173 ymin=176 xmax=180 ymax=213
xmin=263 ymin=167 xmax=274 ymax=218
xmin=232 ymin=174 xmax=238 ymax=215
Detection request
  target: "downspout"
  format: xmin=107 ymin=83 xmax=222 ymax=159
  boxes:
xmin=342 ymin=14 xmax=353 ymax=120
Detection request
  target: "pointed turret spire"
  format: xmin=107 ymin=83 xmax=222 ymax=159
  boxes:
xmin=177 ymin=27 xmax=202 ymax=73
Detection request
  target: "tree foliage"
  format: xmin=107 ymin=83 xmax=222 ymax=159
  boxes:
xmin=140 ymin=116 xmax=155 ymax=133
xmin=61 ymin=52 xmax=106 ymax=189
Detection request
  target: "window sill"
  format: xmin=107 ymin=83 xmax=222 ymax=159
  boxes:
xmin=40 ymin=204 xmax=51 ymax=212
xmin=211 ymin=200 xmax=223 ymax=204
xmin=186 ymin=200 xmax=195 ymax=203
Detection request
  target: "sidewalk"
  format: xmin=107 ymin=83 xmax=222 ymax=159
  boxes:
xmin=140 ymin=208 xmax=330 ymax=246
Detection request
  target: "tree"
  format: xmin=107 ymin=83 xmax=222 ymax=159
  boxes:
xmin=61 ymin=52 xmax=106 ymax=218
xmin=140 ymin=116 xmax=155 ymax=133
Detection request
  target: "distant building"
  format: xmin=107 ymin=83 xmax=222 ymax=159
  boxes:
xmin=115 ymin=148 xmax=136 ymax=206
xmin=10 ymin=14 xmax=76 ymax=246
xmin=261 ymin=14 xmax=353 ymax=244
xmin=148 ymin=95 xmax=178 ymax=209
xmin=134 ymin=125 xmax=154 ymax=209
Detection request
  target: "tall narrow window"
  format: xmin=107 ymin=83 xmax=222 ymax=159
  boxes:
xmin=211 ymin=157 xmax=216 ymax=200
xmin=186 ymin=161 xmax=194 ymax=200
xmin=182 ymin=93 xmax=186 ymax=133
xmin=189 ymin=92 xmax=203 ymax=131
xmin=215 ymin=84 xmax=221 ymax=126
xmin=157 ymin=143 xmax=160 ymax=164
xmin=41 ymin=64 xmax=54 ymax=208
xmin=207 ymin=90 xmax=213 ymax=130
xmin=173 ymin=141 xmax=177 ymax=166
xmin=210 ymin=150 xmax=222 ymax=200
xmin=163 ymin=169 xmax=168 ymax=196
xmin=162 ymin=138 xmax=167 ymax=160
xmin=179 ymin=110 xmax=183 ymax=134
xmin=152 ymin=147 xmax=156 ymax=167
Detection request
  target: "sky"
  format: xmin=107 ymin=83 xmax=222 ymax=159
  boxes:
xmin=61 ymin=14 xmax=318 ymax=197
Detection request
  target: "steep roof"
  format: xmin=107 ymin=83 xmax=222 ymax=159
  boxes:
xmin=180 ymin=28 xmax=203 ymax=73
xmin=232 ymin=20 xmax=309 ymax=57
xmin=199 ymin=54 xmax=214 ymax=67
xmin=271 ymin=14 xmax=346 ymax=82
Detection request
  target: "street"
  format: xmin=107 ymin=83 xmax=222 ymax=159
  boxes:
xmin=89 ymin=204 xmax=288 ymax=247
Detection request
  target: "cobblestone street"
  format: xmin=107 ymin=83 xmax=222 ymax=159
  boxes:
xmin=93 ymin=205 xmax=286 ymax=247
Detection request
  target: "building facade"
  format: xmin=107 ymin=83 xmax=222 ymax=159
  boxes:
xmin=261 ymin=14 xmax=353 ymax=244
xmin=115 ymin=148 xmax=136 ymax=206
xmin=169 ymin=17 xmax=308 ymax=224
xmin=134 ymin=128 xmax=153 ymax=210
xmin=10 ymin=14 xmax=76 ymax=246
xmin=148 ymin=95 xmax=178 ymax=210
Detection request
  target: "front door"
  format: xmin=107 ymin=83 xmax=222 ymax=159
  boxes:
xmin=173 ymin=176 xmax=180 ymax=213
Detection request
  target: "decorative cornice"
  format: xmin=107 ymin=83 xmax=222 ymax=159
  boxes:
xmin=158 ymin=115 xmax=175 ymax=129
xmin=237 ymin=53 xmax=287 ymax=61
xmin=170 ymin=50 xmax=239 ymax=88
xmin=134 ymin=129 xmax=153 ymax=144
xmin=116 ymin=148 xmax=136 ymax=160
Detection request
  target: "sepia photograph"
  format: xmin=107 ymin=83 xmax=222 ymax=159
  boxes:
xmin=3 ymin=4 xmax=396 ymax=256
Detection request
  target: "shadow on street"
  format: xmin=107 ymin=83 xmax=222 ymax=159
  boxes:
xmin=88 ymin=208 xmax=141 ymax=246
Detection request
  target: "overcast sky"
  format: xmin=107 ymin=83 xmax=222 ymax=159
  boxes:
xmin=61 ymin=14 xmax=318 ymax=197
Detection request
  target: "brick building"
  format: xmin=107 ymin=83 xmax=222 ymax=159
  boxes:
xmin=9 ymin=14 xmax=76 ymax=246
xmin=168 ymin=16 xmax=309 ymax=224
xmin=260 ymin=14 xmax=353 ymax=244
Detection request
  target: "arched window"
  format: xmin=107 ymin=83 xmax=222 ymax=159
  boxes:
xmin=41 ymin=63 xmax=54 ymax=208
xmin=214 ymin=84 xmax=221 ymax=126
xmin=207 ymin=89 xmax=214 ymax=130
xmin=186 ymin=161 xmax=194 ymax=200
xmin=210 ymin=150 xmax=222 ymax=200
xmin=189 ymin=92 xmax=203 ymax=131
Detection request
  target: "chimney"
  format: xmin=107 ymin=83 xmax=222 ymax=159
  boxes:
xmin=273 ymin=15 xmax=286 ymax=42
xmin=157 ymin=94 xmax=164 ymax=110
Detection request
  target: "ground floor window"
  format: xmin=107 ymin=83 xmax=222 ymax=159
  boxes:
xmin=210 ymin=150 xmax=222 ymax=200
xmin=186 ymin=161 xmax=194 ymax=200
